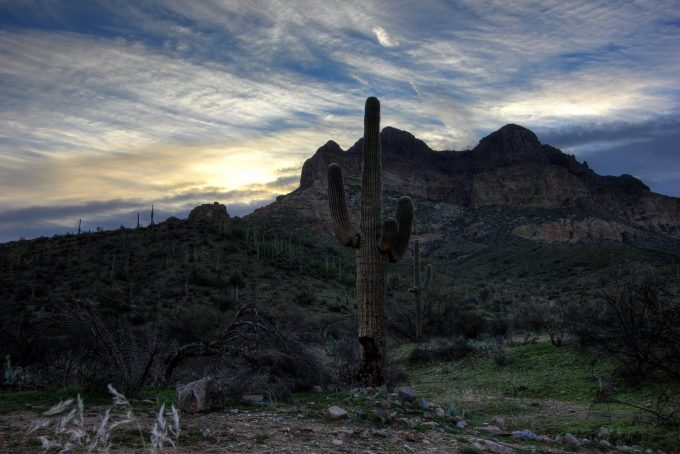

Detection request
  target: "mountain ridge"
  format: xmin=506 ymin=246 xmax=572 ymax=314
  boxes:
xmin=252 ymin=124 xmax=680 ymax=243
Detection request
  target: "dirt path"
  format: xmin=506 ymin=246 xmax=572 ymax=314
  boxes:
xmin=0 ymin=405 xmax=591 ymax=453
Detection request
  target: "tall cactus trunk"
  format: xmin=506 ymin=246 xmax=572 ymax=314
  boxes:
xmin=328 ymin=97 xmax=414 ymax=386
xmin=410 ymin=239 xmax=432 ymax=343
xmin=414 ymin=240 xmax=423 ymax=342
xmin=356 ymin=97 xmax=387 ymax=384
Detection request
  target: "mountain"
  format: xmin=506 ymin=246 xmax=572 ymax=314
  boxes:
xmin=248 ymin=124 xmax=680 ymax=244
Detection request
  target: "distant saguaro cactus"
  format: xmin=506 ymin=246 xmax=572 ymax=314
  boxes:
xmin=408 ymin=239 xmax=432 ymax=341
xmin=328 ymin=97 xmax=414 ymax=386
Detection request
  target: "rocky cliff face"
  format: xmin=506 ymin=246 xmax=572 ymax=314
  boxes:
xmin=250 ymin=124 xmax=680 ymax=244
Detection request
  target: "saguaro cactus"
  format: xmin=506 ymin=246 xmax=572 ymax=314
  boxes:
xmin=408 ymin=239 xmax=432 ymax=341
xmin=328 ymin=97 xmax=414 ymax=386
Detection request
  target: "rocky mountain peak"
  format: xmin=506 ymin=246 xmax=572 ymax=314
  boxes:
xmin=318 ymin=140 xmax=343 ymax=154
xmin=471 ymin=124 xmax=543 ymax=164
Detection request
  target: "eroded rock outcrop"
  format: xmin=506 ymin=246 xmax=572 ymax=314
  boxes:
xmin=513 ymin=218 xmax=633 ymax=242
xmin=188 ymin=202 xmax=230 ymax=224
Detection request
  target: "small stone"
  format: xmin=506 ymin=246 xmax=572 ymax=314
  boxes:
xmin=398 ymin=418 xmax=414 ymax=429
xmin=404 ymin=432 xmax=424 ymax=442
xmin=373 ymin=429 xmax=389 ymax=438
xmin=419 ymin=397 xmax=430 ymax=409
xmin=422 ymin=421 xmax=438 ymax=429
xmin=456 ymin=421 xmax=467 ymax=429
xmin=241 ymin=394 xmax=264 ymax=405
xmin=479 ymin=439 xmax=513 ymax=454
xmin=599 ymin=440 xmax=612 ymax=448
xmin=377 ymin=385 xmax=389 ymax=395
xmin=337 ymin=428 xmax=354 ymax=438
xmin=582 ymin=438 xmax=592 ymax=446
xmin=332 ymin=438 xmax=344 ymax=446
xmin=490 ymin=415 xmax=506 ymax=429
xmin=398 ymin=386 xmax=417 ymax=401
xmin=477 ymin=425 xmax=510 ymax=436
xmin=312 ymin=385 xmax=323 ymax=393
xmin=536 ymin=434 xmax=553 ymax=442
xmin=435 ymin=407 xmax=446 ymax=417
xmin=563 ymin=433 xmax=580 ymax=446
xmin=328 ymin=406 xmax=349 ymax=419
xmin=355 ymin=410 xmax=368 ymax=419
xmin=512 ymin=429 xmax=538 ymax=441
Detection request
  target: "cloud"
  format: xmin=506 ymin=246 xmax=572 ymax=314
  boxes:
xmin=372 ymin=26 xmax=398 ymax=48
xmin=1 ymin=0 xmax=680 ymax=241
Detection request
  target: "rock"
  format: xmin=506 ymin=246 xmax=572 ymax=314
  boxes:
xmin=456 ymin=421 xmax=467 ymax=429
xmin=536 ymin=434 xmax=553 ymax=442
xmin=419 ymin=397 xmax=430 ymax=409
xmin=422 ymin=421 xmax=438 ymax=429
xmin=490 ymin=415 xmax=506 ymax=429
xmin=478 ymin=439 xmax=513 ymax=454
xmin=563 ymin=433 xmax=580 ymax=446
xmin=435 ymin=407 xmax=446 ymax=417
xmin=328 ymin=406 xmax=348 ymax=419
xmin=398 ymin=385 xmax=417 ymax=401
xmin=477 ymin=425 xmax=510 ymax=436
xmin=332 ymin=438 xmax=344 ymax=446
xmin=241 ymin=394 xmax=264 ymax=405
xmin=355 ymin=410 xmax=368 ymax=419
xmin=397 ymin=418 xmax=414 ymax=430
xmin=312 ymin=385 xmax=324 ymax=393
xmin=176 ymin=377 xmax=224 ymax=413
xmin=512 ymin=429 xmax=538 ymax=441
xmin=376 ymin=385 xmax=389 ymax=395
xmin=372 ymin=429 xmax=389 ymax=438
xmin=188 ymin=202 xmax=229 ymax=224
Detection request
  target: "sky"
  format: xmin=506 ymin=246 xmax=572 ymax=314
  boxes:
xmin=1 ymin=0 xmax=679 ymax=242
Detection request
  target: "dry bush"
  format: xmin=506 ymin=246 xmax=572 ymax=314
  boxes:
xmin=573 ymin=276 xmax=680 ymax=382
xmin=165 ymin=304 xmax=330 ymax=401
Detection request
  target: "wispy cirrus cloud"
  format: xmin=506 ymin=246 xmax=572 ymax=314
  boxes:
xmin=1 ymin=0 xmax=680 ymax=241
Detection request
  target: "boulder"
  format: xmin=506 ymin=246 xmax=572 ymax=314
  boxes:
xmin=398 ymin=385 xmax=417 ymax=401
xmin=490 ymin=415 xmax=506 ymax=429
xmin=563 ymin=433 xmax=580 ymax=446
xmin=328 ymin=406 xmax=348 ymax=419
xmin=176 ymin=377 xmax=224 ymax=413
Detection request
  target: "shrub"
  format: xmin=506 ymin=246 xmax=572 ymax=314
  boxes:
xmin=407 ymin=337 xmax=473 ymax=364
xmin=573 ymin=277 xmax=680 ymax=382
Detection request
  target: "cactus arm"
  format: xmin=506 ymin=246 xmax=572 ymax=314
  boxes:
xmin=328 ymin=163 xmax=360 ymax=248
xmin=387 ymin=196 xmax=414 ymax=263
xmin=379 ymin=217 xmax=399 ymax=253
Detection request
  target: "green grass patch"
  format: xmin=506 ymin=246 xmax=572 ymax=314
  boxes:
xmin=401 ymin=340 xmax=679 ymax=450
